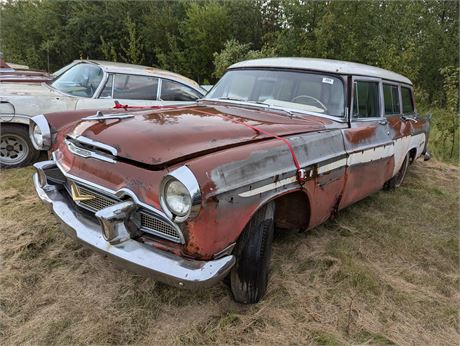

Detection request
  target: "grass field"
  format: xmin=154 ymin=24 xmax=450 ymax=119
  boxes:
xmin=0 ymin=159 xmax=458 ymax=345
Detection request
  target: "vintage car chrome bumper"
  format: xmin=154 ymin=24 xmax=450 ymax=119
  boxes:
xmin=32 ymin=160 xmax=235 ymax=289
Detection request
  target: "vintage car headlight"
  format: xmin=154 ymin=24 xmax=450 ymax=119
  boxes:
xmin=164 ymin=180 xmax=192 ymax=217
xmin=160 ymin=166 xmax=201 ymax=222
xmin=29 ymin=114 xmax=52 ymax=150
xmin=32 ymin=125 xmax=43 ymax=147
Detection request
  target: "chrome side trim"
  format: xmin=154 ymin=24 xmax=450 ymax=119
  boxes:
xmin=65 ymin=139 xmax=116 ymax=164
xmin=29 ymin=114 xmax=52 ymax=150
xmin=67 ymin=134 xmax=118 ymax=156
xmin=160 ymin=165 xmax=202 ymax=222
xmin=32 ymin=163 xmax=235 ymax=289
xmin=52 ymin=151 xmax=185 ymax=243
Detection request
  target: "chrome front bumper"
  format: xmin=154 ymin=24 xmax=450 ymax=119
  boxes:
xmin=33 ymin=160 xmax=235 ymax=289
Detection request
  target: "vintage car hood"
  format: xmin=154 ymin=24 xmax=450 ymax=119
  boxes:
xmin=69 ymin=103 xmax=342 ymax=167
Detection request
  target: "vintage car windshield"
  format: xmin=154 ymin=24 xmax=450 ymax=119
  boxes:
xmin=206 ymin=69 xmax=345 ymax=117
xmin=51 ymin=63 xmax=104 ymax=98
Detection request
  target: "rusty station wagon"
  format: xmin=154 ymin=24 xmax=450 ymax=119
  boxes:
xmin=32 ymin=58 xmax=430 ymax=303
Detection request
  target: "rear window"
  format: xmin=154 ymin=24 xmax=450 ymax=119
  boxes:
xmin=160 ymin=80 xmax=201 ymax=101
xmin=401 ymin=87 xmax=414 ymax=114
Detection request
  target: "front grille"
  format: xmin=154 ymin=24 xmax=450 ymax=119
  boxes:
xmin=140 ymin=212 xmax=182 ymax=242
xmin=77 ymin=185 xmax=118 ymax=212
xmin=64 ymin=180 xmax=183 ymax=243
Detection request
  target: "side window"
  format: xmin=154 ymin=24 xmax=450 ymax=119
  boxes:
xmin=112 ymin=74 xmax=158 ymax=100
xmin=353 ymin=80 xmax=380 ymax=118
xmin=401 ymin=87 xmax=414 ymax=114
xmin=160 ymin=80 xmax=201 ymax=101
xmin=383 ymin=84 xmax=400 ymax=115
xmin=99 ymin=74 xmax=113 ymax=98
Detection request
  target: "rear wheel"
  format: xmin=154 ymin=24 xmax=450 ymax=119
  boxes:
xmin=385 ymin=153 xmax=409 ymax=189
xmin=230 ymin=202 xmax=275 ymax=304
xmin=0 ymin=125 xmax=40 ymax=168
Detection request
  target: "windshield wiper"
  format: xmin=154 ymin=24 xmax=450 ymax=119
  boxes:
xmin=253 ymin=101 xmax=300 ymax=119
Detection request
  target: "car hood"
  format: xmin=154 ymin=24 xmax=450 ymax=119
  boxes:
xmin=68 ymin=103 xmax=342 ymax=167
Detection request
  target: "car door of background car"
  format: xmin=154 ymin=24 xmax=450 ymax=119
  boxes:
xmin=75 ymin=73 xmax=161 ymax=110
xmin=339 ymin=77 xmax=394 ymax=209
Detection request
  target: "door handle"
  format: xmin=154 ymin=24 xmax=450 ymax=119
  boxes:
xmin=378 ymin=119 xmax=388 ymax=125
xmin=401 ymin=115 xmax=418 ymax=123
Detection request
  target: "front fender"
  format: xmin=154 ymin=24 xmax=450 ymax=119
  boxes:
xmin=182 ymin=130 xmax=346 ymax=259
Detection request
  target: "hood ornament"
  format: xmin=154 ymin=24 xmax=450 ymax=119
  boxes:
xmin=82 ymin=110 xmax=134 ymax=121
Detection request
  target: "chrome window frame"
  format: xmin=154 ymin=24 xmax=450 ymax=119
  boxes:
xmin=400 ymin=84 xmax=416 ymax=115
xmin=382 ymin=80 xmax=401 ymax=116
xmin=95 ymin=72 xmax=161 ymax=101
xmin=350 ymin=76 xmax=385 ymax=122
xmin=49 ymin=61 xmax=107 ymax=99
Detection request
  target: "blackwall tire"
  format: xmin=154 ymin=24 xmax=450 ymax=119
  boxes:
xmin=0 ymin=125 xmax=40 ymax=168
xmin=230 ymin=202 xmax=275 ymax=304
xmin=385 ymin=153 xmax=410 ymax=190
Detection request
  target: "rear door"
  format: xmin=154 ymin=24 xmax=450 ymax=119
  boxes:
xmin=75 ymin=73 xmax=162 ymax=109
xmin=339 ymin=77 xmax=394 ymax=208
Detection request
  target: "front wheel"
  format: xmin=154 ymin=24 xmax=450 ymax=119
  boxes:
xmin=0 ymin=124 xmax=40 ymax=168
xmin=230 ymin=202 xmax=275 ymax=304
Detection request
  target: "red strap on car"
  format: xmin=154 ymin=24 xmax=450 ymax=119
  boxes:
xmin=113 ymin=101 xmax=181 ymax=110
xmin=192 ymin=108 xmax=306 ymax=185
xmin=111 ymin=101 xmax=306 ymax=185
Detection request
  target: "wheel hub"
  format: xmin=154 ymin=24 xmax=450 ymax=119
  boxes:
xmin=0 ymin=134 xmax=29 ymax=165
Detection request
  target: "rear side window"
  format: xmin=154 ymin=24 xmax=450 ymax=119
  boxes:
xmin=111 ymin=74 xmax=159 ymax=100
xmin=401 ymin=87 xmax=414 ymax=114
xmin=160 ymin=80 xmax=201 ymax=101
xmin=383 ymin=84 xmax=400 ymax=115
xmin=353 ymin=81 xmax=380 ymax=118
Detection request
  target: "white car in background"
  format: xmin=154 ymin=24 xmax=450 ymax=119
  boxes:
xmin=0 ymin=60 xmax=206 ymax=167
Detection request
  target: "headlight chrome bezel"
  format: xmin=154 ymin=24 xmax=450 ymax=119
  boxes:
xmin=160 ymin=166 xmax=201 ymax=223
xmin=29 ymin=114 xmax=52 ymax=150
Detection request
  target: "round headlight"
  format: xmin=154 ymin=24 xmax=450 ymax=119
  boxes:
xmin=32 ymin=124 xmax=43 ymax=148
xmin=164 ymin=179 xmax=192 ymax=217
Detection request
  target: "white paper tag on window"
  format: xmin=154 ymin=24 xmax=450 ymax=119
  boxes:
xmin=322 ymin=77 xmax=334 ymax=85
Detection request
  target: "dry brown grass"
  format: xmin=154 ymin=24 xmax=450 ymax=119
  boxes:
xmin=0 ymin=159 xmax=458 ymax=345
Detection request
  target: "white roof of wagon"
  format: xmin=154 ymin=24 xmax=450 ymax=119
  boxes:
xmin=229 ymin=57 xmax=412 ymax=85
xmin=71 ymin=60 xmax=203 ymax=91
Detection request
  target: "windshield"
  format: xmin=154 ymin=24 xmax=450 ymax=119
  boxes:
xmin=206 ymin=69 xmax=345 ymax=117
xmin=51 ymin=63 xmax=103 ymax=97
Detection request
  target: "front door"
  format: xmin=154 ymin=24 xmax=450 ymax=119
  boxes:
xmin=339 ymin=77 xmax=394 ymax=209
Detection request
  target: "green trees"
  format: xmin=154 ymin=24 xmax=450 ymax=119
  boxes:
xmin=0 ymin=0 xmax=458 ymax=146
xmin=1 ymin=0 xmax=457 ymax=99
